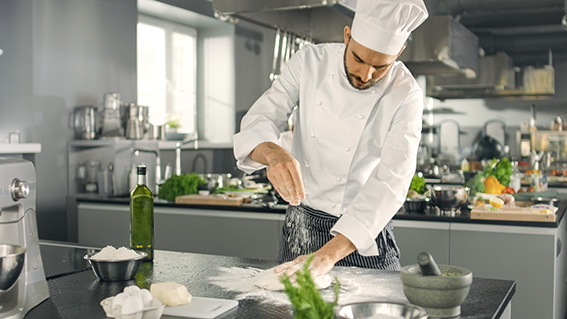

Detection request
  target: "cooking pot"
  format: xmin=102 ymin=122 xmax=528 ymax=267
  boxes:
xmin=473 ymin=135 xmax=503 ymax=159
xmin=473 ymin=120 xmax=505 ymax=160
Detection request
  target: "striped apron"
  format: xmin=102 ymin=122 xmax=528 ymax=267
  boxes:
xmin=278 ymin=204 xmax=401 ymax=271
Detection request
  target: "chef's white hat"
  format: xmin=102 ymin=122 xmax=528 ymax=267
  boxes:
xmin=351 ymin=0 xmax=428 ymax=55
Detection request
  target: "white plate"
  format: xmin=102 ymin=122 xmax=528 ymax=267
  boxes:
xmin=162 ymin=297 xmax=238 ymax=318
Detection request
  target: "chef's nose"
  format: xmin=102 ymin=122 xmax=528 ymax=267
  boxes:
xmin=360 ymin=65 xmax=374 ymax=82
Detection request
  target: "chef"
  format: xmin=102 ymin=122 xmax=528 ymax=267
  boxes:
xmin=233 ymin=0 xmax=428 ymax=277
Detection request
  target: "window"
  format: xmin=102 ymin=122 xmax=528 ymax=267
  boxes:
xmin=137 ymin=15 xmax=197 ymax=134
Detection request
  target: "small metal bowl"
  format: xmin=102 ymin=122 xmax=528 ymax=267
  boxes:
xmin=84 ymin=251 xmax=146 ymax=281
xmin=429 ymin=185 xmax=470 ymax=210
xmin=404 ymin=197 xmax=429 ymax=214
xmin=335 ymin=301 xmax=428 ymax=319
xmin=0 ymin=244 xmax=26 ymax=291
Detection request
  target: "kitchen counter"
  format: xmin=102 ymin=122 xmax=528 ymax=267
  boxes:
xmin=26 ymin=241 xmax=515 ymax=319
xmin=74 ymin=192 xmax=567 ymax=228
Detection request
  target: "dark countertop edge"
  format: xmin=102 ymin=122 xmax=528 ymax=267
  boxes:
xmin=495 ymin=281 xmax=516 ymax=319
xmin=74 ymin=195 xmax=566 ymax=228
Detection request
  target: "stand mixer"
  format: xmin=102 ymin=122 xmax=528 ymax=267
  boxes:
xmin=0 ymin=158 xmax=49 ymax=319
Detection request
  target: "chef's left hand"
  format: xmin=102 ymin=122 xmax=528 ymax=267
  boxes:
xmin=274 ymin=233 xmax=356 ymax=278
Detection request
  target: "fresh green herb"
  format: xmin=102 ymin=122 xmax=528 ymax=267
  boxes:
xmin=157 ymin=173 xmax=205 ymax=201
xmin=281 ymin=256 xmax=340 ymax=319
xmin=408 ymin=173 xmax=426 ymax=196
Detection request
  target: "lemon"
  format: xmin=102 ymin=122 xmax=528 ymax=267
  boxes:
xmin=489 ymin=197 xmax=504 ymax=208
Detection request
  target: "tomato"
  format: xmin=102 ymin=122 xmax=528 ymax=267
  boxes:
xmin=525 ymin=170 xmax=533 ymax=175
xmin=503 ymin=187 xmax=515 ymax=194
xmin=517 ymin=188 xmax=525 ymax=193
xmin=527 ymin=186 xmax=534 ymax=192
xmin=550 ymin=169 xmax=559 ymax=176
xmin=563 ymin=170 xmax=567 ymax=177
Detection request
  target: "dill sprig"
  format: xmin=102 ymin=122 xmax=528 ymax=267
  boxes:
xmin=281 ymin=255 xmax=340 ymax=319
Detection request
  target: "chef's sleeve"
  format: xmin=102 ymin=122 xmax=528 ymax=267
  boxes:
xmin=330 ymin=87 xmax=424 ymax=256
xmin=232 ymin=45 xmax=306 ymax=174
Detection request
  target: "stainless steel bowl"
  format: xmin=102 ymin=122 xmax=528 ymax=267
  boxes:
xmin=84 ymin=251 xmax=146 ymax=281
xmin=0 ymin=244 xmax=26 ymax=291
xmin=429 ymin=185 xmax=469 ymax=210
xmin=335 ymin=301 xmax=428 ymax=319
xmin=404 ymin=197 xmax=429 ymax=214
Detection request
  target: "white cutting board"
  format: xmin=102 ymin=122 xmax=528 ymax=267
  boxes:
xmin=162 ymin=297 xmax=238 ymax=318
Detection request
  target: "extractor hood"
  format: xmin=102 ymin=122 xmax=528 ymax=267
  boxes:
xmin=399 ymin=15 xmax=479 ymax=75
xmin=212 ymin=0 xmax=356 ymax=42
xmin=425 ymin=52 xmax=555 ymax=99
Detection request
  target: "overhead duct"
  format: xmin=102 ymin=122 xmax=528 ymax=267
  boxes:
xmin=399 ymin=16 xmax=479 ymax=75
xmin=212 ymin=0 xmax=356 ymax=42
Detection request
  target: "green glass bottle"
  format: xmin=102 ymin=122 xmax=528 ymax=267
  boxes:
xmin=130 ymin=165 xmax=154 ymax=261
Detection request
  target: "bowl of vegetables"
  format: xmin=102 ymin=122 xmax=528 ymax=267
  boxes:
xmin=405 ymin=173 xmax=429 ymax=214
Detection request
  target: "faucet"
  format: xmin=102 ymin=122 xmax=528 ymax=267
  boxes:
xmin=133 ymin=148 xmax=160 ymax=193
xmin=175 ymin=132 xmax=199 ymax=175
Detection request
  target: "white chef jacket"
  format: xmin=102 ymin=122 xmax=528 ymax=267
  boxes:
xmin=233 ymin=43 xmax=423 ymax=256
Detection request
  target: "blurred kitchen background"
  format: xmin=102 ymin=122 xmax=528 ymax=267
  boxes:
xmin=1 ymin=0 xmax=567 ymax=242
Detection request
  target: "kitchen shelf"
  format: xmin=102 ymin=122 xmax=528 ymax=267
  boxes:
xmin=158 ymin=140 xmax=232 ymax=150
xmin=0 ymin=143 xmax=41 ymax=154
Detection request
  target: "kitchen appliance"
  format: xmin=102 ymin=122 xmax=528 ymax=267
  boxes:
xmin=69 ymin=105 xmax=99 ymax=140
xmin=100 ymin=92 xmax=124 ymax=138
xmin=0 ymin=158 xmax=49 ymax=319
xmin=125 ymin=104 xmax=149 ymax=140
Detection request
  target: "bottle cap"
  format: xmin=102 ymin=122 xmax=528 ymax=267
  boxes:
xmin=137 ymin=165 xmax=147 ymax=175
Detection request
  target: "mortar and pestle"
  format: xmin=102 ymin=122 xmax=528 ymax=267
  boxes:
xmin=400 ymin=252 xmax=473 ymax=318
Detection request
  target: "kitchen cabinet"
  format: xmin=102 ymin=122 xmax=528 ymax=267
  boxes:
xmin=392 ymin=220 xmax=450 ymax=266
xmin=77 ymin=202 xmax=284 ymax=260
xmin=450 ymin=220 xmax=566 ymax=319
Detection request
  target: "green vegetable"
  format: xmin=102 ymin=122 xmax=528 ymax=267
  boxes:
xmin=482 ymin=157 xmax=513 ymax=186
xmin=408 ymin=173 xmax=426 ymax=195
xmin=157 ymin=173 xmax=205 ymax=201
xmin=281 ymin=255 xmax=340 ymax=319
xmin=464 ymin=172 xmax=485 ymax=196
xmin=215 ymin=187 xmax=250 ymax=193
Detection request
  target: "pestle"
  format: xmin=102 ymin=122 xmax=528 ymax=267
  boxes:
xmin=417 ymin=252 xmax=442 ymax=276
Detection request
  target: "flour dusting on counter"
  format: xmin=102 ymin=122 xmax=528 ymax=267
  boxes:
xmin=208 ymin=266 xmax=404 ymax=305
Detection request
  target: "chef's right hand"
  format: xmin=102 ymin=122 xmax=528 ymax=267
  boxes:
xmin=249 ymin=142 xmax=305 ymax=205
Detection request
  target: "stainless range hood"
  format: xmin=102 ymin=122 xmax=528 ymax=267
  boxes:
xmin=399 ymin=16 xmax=480 ymax=75
xmin=426 ymin=52 xmax=555 ymax=99
xmin=212 ymin=0 xmax=356 ymax=42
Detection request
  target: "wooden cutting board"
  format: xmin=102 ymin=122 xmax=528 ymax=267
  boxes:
xmin=470 ymin=206 xmax=557 ymax=222
xmin=175 ymin=195 xmax=244 ymax=206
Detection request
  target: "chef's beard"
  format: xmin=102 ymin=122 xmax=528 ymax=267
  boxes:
xmin=343 ymin=42 xmax=379 ymax=90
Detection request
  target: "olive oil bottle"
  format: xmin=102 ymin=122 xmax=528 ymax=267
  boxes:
xmin=130 ymin=165 xmax=154 ymax=261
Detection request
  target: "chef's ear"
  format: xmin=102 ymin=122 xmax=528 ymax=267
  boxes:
xmin=396 ymin=44 xmax=407 ymax=57
xmin=344 ymin=26 xmax=351 ymax=46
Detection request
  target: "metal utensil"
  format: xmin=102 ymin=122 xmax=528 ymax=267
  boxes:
xmin=279 ymin=30 xmax=288 ymax=75
xmin=84 ymin=251 xmax=146 ymax=281
xmin=336 ymin=301 xmax=428 ymax=319
xmin=269 ymin=28 xmax=281 ymax=81
xmin=0 ymin=244 xmax=26 ymax=291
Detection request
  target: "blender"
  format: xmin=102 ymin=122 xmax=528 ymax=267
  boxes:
xmin=0 ymin=158 xmax=49 ymax=319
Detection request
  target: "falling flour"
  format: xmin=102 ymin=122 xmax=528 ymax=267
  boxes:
xmin=284 ymin=205 xmax=311 ymax=257
xmin=208 ymin=266 xmax=403 ymax=306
